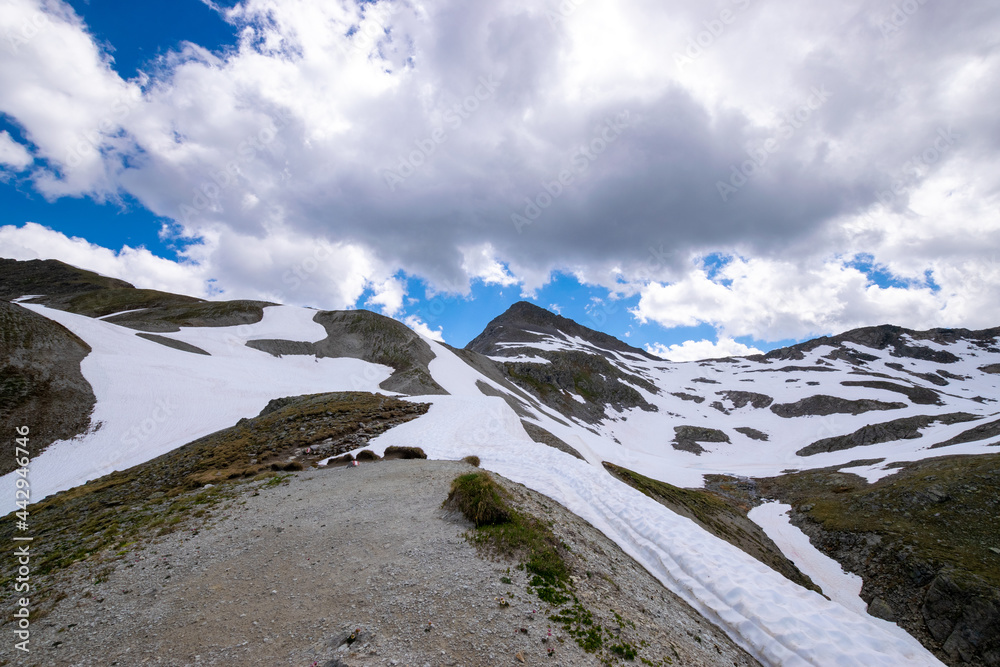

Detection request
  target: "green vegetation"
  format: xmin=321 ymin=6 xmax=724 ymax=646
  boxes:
xmin=383 ymin=445 xmax=428 ymax=460
xmin=0 ymin=392 xmax=428 ymax=594
xmin=605 ymin=462 xmax=819 ymax=592
xmin=447 ymin=471 xmax=667 ymax=664
xmin=61 ymin=288 xmax=202 ymax=318
xmin=759 ymin=453 xmax=1000 ymax=590
xmin=446 ymin=472 xmax=514 ymax=527
xmin=0 ymin=258 xmax=132 ymax=302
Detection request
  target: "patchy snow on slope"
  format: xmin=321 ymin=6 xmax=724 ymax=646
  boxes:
xmin=367 ymin=339 xmax=944 ymax=667
xmin=0 ymin=304 xmax=392 ymax=509
xmin=749 ymin=502 xmax=866 ymax=614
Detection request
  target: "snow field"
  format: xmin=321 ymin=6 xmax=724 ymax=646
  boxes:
xmin=365 ymin=340 xmax=944 ymax=666
xmin=1 ymin=304 xmax=393 ymax=508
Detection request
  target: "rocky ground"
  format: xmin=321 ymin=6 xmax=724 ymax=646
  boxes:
xmin=0 ymin=301 xmax=95 ymax=475
xmin=707 ymin=455 xmax=1000 ymax=667
xmin=2 ymin=460 xmax=759 ymax=667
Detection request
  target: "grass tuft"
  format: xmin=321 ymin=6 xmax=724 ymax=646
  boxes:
xmin=462 ymin=455 xmax=481 ymax=467
xmin=383 ymin=445 xmax=427 ymax=460
xmin=445 ymin=472 xmax=512 ymax=527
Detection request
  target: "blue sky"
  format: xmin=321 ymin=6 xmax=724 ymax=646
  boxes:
xmin=1 ymin=0 xmax=997 ymax=358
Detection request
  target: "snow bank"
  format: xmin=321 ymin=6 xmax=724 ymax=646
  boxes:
xmin=368 ymin=339 xmax=945 ymax=667
xmin=1 ymin=304 xmax=392 ymax=508
xmin=748 ymin=502 xmax=866 ymax=614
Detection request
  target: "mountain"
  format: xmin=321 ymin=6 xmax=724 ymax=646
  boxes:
xmin=467 ymin=300 xmax=659 ymax=361
xmin=1 ymin=258 xmax=998 ymax=666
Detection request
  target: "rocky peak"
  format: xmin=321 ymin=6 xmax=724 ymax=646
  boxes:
xmin=465 ymin=300 xmax=658 ymax=361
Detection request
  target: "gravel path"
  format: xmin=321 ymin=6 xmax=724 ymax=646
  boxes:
xmin=17 ymin=460 xmax=759 ymax=667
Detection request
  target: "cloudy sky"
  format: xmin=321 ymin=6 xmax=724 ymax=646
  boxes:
xmin=1 ymin=0 xmax=998 ymax=359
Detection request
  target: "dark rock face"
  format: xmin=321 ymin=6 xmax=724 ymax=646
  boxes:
xmin=520 ymin=420 xmax=585 ymax=460
xmin=749 ymin=323 xmax=1000 ymax=367
xmin=770 ymin=395 xmax=907 ymax=418
xmin=1 ymin=257 xmax=271 ymax=332
xmin=797 ymin=523 xmax=1000 ymax=667
xmin=671 ymin=426 xmax=730 ymax=454
xmin=248 ymin=310 xmax=447 ymax=396
xmin=671 ymin=392 xmax=705 ymax=403
xmin=0 ymin=301 xmax=96 ymax=475
xmin=465 ymin=300 xmax=658 ymax=361
xmin=711 ymin=391 xmax=773 ymax=414
xmin=460 ymin=302 xmax=667 ymax=424
xmin=931 ymin=418 xmax=1000 ymax=450
xmin=135 ymin=333 xmax=210 ymax=356
xmin=798 ymin=413 xmax=980 ymax=456
xmin=841 ymin=380 xmax=942 ymax=405
xmin=980 ymin=364 xmax=1000 ymax=375
xmin=759 ymin=455 xmax=1000 ymax=666
xmin=734 ymin=427 xmax=769 ymax=441
xmin=0 ymin=258 xmax=133 ymax=301
xmin=106 ymin=299 xmax=270 ymax=332
xmin=922 ymin=573 xmax=1000 ymax=665
xmin=502 ymin=350 xmax=658 ymax=423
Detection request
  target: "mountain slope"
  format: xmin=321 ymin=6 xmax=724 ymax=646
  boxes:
xmin=5 ymin=259 xmax=999 ymax=665
xmin=0 ymin=300 xmax=95 ymax=474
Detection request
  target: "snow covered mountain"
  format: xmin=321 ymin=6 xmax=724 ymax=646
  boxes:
xmin=2 ymin=259 xmax=999 ymax=666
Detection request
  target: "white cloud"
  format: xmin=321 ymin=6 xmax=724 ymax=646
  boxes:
xmin=0 ymin=131 xmax=32 ymax=170
xmin=0 ymin=222 xmax=403 ymax=312
xmin=0 ymin=222 xmax=211 ymax=297
xmin=0 ymin=0 xmax=143 ymax=196
xmin=0 ymin=0 xmax=998 ymax=339
xmin=460 ymin=244 xmax=520 ymax=290
xmin=403 ymin=315 xmax=445 ymax=343
xmin=366 ymin=277 xmax=407 ymax=317
xmin=631 ymin=255 xmax=952 ymax=342
xmin=646 ymin=338 xmax=764 ymax=363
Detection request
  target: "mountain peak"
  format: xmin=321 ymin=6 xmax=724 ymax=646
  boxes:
xmin=465 ymin=300 xmax=658 ymax=361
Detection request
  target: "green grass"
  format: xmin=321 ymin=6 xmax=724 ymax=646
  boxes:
xmin=63 ymin=288 xmax=202 ymax=318
xmin=446 ymin=472 xmax=514 ymax=527
xmin=447 ymin=471 xmax=666 ymax=664
xmin=759 ymin=453 xmax=1000 ymax=591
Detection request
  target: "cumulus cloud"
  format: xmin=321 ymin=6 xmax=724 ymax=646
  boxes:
xmin=0 ymin=0 xmax=998 ymax=336
xmin=403 ymin=315 xmax=446 ymax=343
xmin=0 ymin=131 xmax=32 ymax=170
xmin=0 ymin=222 xmax=211 ymax=297
xmin=645 ymin=338 xmax=763 ymax=363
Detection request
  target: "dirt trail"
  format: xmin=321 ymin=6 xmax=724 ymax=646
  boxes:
xmin=15 ymin=460 xmax=759 ymax=667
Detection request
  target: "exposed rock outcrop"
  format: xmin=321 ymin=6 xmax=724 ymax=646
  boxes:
xmin=0 ymin=301 xmax=95 ymax=474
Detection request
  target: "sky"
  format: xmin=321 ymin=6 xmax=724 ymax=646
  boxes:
xmin=1 ymin=0 xmax=998 ymax=360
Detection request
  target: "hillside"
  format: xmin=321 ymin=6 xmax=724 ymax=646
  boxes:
xmin=2 ymin=258 xmax=998 ymax=665
xmin=0 ymin=390 xmax=757 ymax=666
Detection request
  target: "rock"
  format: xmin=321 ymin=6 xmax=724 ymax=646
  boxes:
xmin=771 ymin=395 xmax=907 ymax=419
xmin=867 ymin=597 xmax=896 ymax=622
xmin=671 ymin=426 xmax=730 ymax=454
